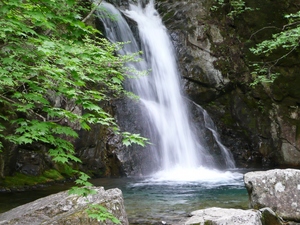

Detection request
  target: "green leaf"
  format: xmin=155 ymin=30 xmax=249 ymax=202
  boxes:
xmin=68 ymin=186 xmax=97 ymax=197
xmin=86 ymin=204 xmax=121 ymax=224
xmin=52 ymin=126 xmax=78 ymax=138
xmin=16 ymin=136 xmax=33 ymax=144
xmin=112 ymin=77 xmax=122 ymax=84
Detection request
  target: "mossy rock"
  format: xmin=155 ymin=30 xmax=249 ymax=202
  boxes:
xmin=1 ymin=169 xmax=65 ymax=188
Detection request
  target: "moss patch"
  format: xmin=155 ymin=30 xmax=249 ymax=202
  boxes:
xmin=2 ymin=169 xmax=65 ymax=188
xmin=55 ymin=163 xmax=76 ymax=177
xmin=43 ymin=169 xmax=65 ymax=180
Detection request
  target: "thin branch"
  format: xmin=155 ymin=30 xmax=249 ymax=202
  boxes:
xmin=283 ymin=21 xmax=300 ymax=30
xmin=0 ymin=94 xmax=47 ymax=122
xmin=270 ymin=43 xmax=299 ymax=65
xmin=82 ymin=0 xmax=103 ymax=23
xmin=249 ymin=26 xmax=279 ymax=40
xmin=251 ymin=42 xmax=299 ymax=78
xmin=0 ymin=94 xmax=15 ymax=105
xmin=44 ymin=0 xmax=103 ymax=36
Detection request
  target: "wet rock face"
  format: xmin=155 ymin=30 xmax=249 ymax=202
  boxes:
xmin=155 ymin=0 xmax=266 ymax=167
xmin=112 ymin=98 xmax=160 ymax=176
xmin=155 ymin=0 xmax=300 ymax=168
xmin=157 ymin=0 xmax=230 ymax=102
xmin=15 ymin=148 xmax=50 ymax=176
xmin=0 ymin=187 xmax=128 ymax=225
xmin=76 ymin=126 xmax=125 ymax=177
xmin=244 ymin=169 xmax=300 ymax=222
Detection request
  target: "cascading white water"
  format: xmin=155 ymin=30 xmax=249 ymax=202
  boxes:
xmin=190 ymin=101 xmax=236 ymax=168
xmin=97 ymin=1 xmax=236 ymax=180
xmin=124 ymin=1 xmax=211 ymax=171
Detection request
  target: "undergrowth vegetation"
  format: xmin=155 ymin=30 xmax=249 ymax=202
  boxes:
xmin=0 ymin=0 xmax=147 ymax=223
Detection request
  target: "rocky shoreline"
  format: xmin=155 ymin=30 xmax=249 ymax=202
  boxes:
xmin=180 ymin=168 xmax=300 ymax=225
xmin=0 ymin=169 xmax=299 ymax=225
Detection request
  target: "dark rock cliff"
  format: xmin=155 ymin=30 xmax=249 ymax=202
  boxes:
xmin=156 ymin=0 xmax=300 ymax=168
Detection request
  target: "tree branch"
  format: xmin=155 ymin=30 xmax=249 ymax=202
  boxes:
xmin=251 ymin=42 xmax=299 ymax=79
xmin=269 ymin=43 xmax=299 ymax=64
xmin=283 ymin=21 xmax=300 ymax=30
xmin=249 ymin=26 xmax=279 ymax=40
xmin=82 ymin=0 xmax=103 ymax=23
xmin=44 ymin=0 xmax=103 ymax=36
xmin=0 ymin=94 xmax=47 ymax=122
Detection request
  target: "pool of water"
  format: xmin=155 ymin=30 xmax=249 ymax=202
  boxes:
xmin=93 ymin=168 xmax=249 ymax=224
xmin=0 ymin=169 xmax=250 ymax=224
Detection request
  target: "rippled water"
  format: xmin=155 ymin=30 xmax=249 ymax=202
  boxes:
xmin=93 ymin=168 xmax=249 ymax=224
xmin=0 ymin=169 xmax=249 ymax=224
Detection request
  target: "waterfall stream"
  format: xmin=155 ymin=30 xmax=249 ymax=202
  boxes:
xmin=97 ymin=0 xmax=236 ymax=180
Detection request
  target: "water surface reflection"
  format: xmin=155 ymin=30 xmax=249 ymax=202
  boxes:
xmin=0 ymin=170 xmax=249 ymax=224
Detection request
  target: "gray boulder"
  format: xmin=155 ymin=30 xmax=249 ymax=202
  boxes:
xmin=182 ymin=207 xmax=262 ymax=225
xmin=0 ymin=187 xmax=128 ymax=225
xmin=244 ymin=169 xmax=300 ymax=222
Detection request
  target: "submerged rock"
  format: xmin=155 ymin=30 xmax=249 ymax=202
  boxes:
xmin=0 ymin=187 xmax=128 ymax=225
xmin=244 ymin=169 xmax=300 ymax=222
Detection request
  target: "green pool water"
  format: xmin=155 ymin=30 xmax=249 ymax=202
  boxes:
xmin=0 ymin=169 xmax=249 ymax=224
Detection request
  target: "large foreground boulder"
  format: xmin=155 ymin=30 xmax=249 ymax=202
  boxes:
xmin=0 ymin=187 xmax=128 ymax=225
xmin=244 ymin=169 xmax=300 ymax=222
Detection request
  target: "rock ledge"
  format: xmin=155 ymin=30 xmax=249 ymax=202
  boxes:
xmin=0 ymin=187 xmax=128 ymax=225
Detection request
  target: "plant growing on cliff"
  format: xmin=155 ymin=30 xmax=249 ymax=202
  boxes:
xmin=211 ymin=0 xmax=254 ymax=18
xmin=250 ymin=11 xmax=300 ymax=85
xmin=0 ymin=0 xmax=146 ymax=222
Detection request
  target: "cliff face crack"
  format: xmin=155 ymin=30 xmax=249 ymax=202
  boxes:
xmin=182 ymin=76 xmax=212 ymax=88
xmin=187 ymin=36 xmax=218 ymax=57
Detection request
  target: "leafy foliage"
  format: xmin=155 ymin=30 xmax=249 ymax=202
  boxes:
xmin=0 ymin=0 xmax=146 ymax=161
xmin=0 ymin=0 xmax=147 ymax=223
xmin=211 ymin=1 xmax=299 ymax=86
xmin=211 ymin=0 xmax=254 ymax=18
xmin=69 ymin=172 xmax=97 ymax=197
xmin=249 ymin=64 xmax=279 ymax=87
xmin=251 ymin=12 xmax=300 ymax=56
xmin=250 ymin=11 xmax=300 ymax=85
xmin=86 ymin=204 xmax=121 ymax=224
xmin=121 ymin=131 xmax=150 ymax=147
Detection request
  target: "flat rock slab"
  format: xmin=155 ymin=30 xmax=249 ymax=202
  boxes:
xmin=183 ymin=207 xmax=262 ymax=225
xmin=0 ymin=187 xmax=128 ymax=225
xmin=244 ymin=169 xmax=300 ymax=221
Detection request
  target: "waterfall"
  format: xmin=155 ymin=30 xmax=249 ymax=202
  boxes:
xmin=96 ymin=1 xmax=235 ymax=178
